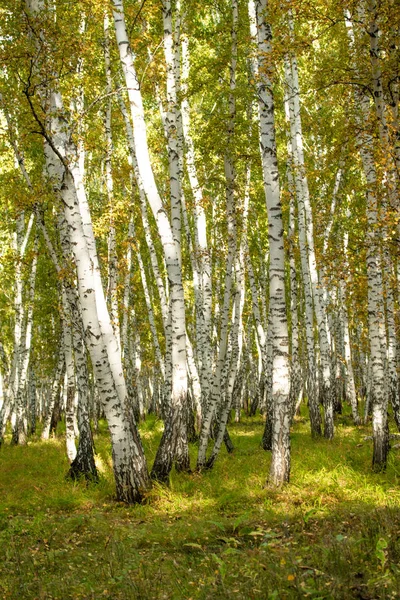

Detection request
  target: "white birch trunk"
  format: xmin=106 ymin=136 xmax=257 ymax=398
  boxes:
xmin=284 ymin=44 xmax=332 ymax=438
xmin=181 ymin=36 xmax=213 ymax=418
xmin=121 ymin=217 xmax=134 ymax=360
xmin=56 ymin=226 xmax=98 ymax=481
xmin=252 ymin=0 xmax=291 ymax=484
xmin=288 ymin=188 xmax=302 ymax=418
xmin=368 ymin=2 xmax=400 ymax=429
xmin=41 ymin=343 xmax=65 ymax=441
xmin=163 ymin=0 xmax=183 ymax=254
xmin=118 ymin=99 xmax=169 ymax=329
xmin=197 ymin=0 xmax=238 ymax=469
xmin=104 ymin=13 xmax=120 ymax=344
xmin=340 ymin=226 xmax=361 ymax=425
xmin=345 ymin=10 xmax=389 ymax=469
xmin=13 ymin=235 xmax=38 ymax=445
xmin=24 ymin=0 xmax=150 ymax=500
xmin=130 ymin=219 xmax=165 ymax=378
xmin=112 ymin=0 xmax=189 ymax=478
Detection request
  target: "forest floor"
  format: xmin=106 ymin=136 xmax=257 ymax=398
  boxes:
xmin=1 ymin=411 xmax=400 ymax=599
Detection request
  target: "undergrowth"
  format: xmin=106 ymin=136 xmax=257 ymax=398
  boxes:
xmin=1 ymin=412 xmax=400 ymax=599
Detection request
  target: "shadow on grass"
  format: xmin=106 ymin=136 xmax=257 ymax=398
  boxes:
xmin=1 ymin=413 xmax=400 ymax=598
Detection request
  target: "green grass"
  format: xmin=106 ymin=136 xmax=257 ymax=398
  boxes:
xmin=1 ymin=413 xmax=400 ymax=599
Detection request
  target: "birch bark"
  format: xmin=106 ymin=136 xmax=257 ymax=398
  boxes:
xmin=284 ymin=43 xmax=332 ymax=438
xmin=287 ymin=168 xmax=302 ymax=418
xmin=368 ymin=2 xmax=400 ymax=430
xmin=112 ymin=0 xmax=189 ymax=480
xmin=13 ymin=235 xmax=38 ymax=445
xmin=252 ymin=0 xmax=292 ymax=483
xmin=24 ymin=0 xmax=150 ymax=501
xmin=104 ymin=13 xmax=120 ymax=344
xmin=197 ymin=0 xmax=238 ymax=469
xmin=3 ymin=91 xmax=98 ymax=478
xmin=181 ymin=36 xmax=213 ymax=418
xmin=345 ymin=10 xmax=389 ymax=469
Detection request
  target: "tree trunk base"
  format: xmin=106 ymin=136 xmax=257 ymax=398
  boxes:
xmin=223 ymin=429 xmax=234 ymax=453
xmin=262 ymin=419 xmax=272 ymax=451
xmin=372 ymin=431 xmax=390 ymax=472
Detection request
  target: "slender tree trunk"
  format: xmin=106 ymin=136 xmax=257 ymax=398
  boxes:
xmin=345 ymin=10 xmax=389 ymax=470
xmin=252 ymin=0 xmax=292 ymax=484
xmin=197 ymin=0 xmax=238 ymax=469
xmin=113 ymin=0 xmax=189 ymax=481
xmin=345 ymin=12 xmax=389 ymax=471
xmin=181 ymin=36 xmax=213 ymax=420
xmin=13 ymin=235 xmax=38 ymax=445
xmin=284 ymin=44 xmax=332 ymax=438
xmin=368 ymin=1 xmax=400 ymax=430
xmin=23 ymin=0 xmax=151 ymax=495
xmin=104 ymin=14 xmax=120 ymax=344
xmin=41 ymin=346 xmax=65 ymax=441
xmin=286 ymin=157 xmax=302 ymax=419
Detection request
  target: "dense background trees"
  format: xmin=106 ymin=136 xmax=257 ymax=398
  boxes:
xmin=0 ymin=0 xmax=399 ymax=501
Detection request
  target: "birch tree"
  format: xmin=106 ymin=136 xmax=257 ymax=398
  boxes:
xmin=251 ymin=0 xmax=291 ymax=484
xmin=22 ymin=0 xmax=151 ymax=502
xmin=345 ymin=9 xmax=389 ymax=469
xmin=113 ymin=0 xmax=190 ymax=481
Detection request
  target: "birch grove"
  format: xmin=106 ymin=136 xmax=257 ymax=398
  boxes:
xmin=0 ymin=0 xmax=399 ymax=502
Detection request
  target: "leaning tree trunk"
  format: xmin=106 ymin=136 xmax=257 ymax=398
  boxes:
xmin=25 ymin=0 xmax=152 ymax=496
xmin=57 ymin=167 xmax=150 ymax=500
xmin=113 ymin=0 xmax=189 ymax=482
xmin=104 ymin=13 xmax=120 ymax=345
xmin=54 ymin=225 xmax=98 ymax=482
xmin=4 ymin=96 xmax=98 ymax=479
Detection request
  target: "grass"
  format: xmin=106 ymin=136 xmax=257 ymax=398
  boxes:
xmin=1 ymin=412 xmax=400 ymax=599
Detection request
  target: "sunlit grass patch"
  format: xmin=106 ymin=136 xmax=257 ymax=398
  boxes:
xmin=1 ymin=411 xmax=400 ymax=598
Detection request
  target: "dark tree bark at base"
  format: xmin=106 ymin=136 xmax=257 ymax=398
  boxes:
xmin=262 ymin=417 xmax=273 ymax=451
xmin=151 ymin=420 xmax=187 ymax=481
xmin=204 ymin=431 xmax=234 ymax=471
xmin=151 ymin=389 xmax=190 ymax=483
xmin=390 ymin=391 xmax=400 ymax=432
xmin=67 ymin=458 xmax=98 ymax=482
xmin=187 ymin=407 xmax=198 ymax=443
xmin=333 ymin=395 xmax=343 ymax=414
xmin=175 ymin=422 xmax=191 ymax=473
xmin=11 ymin=422 xmax=27 ymax=446
xmin=67 ymin=427 xmax=98 ymax=482
xmin=50 ymin=398 xmax=62 ymax=435
xmin=249 ymin=394 xmax=259 ymax=417
xmin=308 ymin=397 xmax=322 ymax=438
xmin=372 ymin=419 xmax=390 ymax=472
xmin=151 ymin=425 xmax=174 ymax=484
xmin=224 ymin=429 xmax=234 ymax=453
